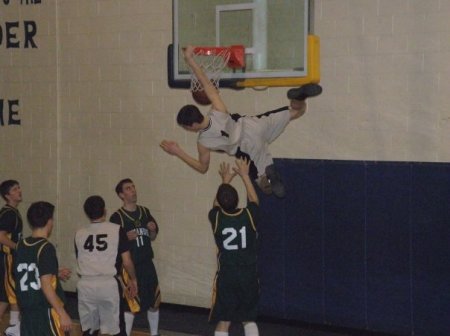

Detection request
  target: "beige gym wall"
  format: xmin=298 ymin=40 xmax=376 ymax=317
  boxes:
xmin=1 ymin=0 xmax=450 ymax=309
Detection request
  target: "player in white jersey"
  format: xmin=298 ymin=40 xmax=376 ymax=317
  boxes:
xmin=75 ymin=195 xmax=138 ymax=336
xmin=160 ymin=45 xmax=322 ymax=198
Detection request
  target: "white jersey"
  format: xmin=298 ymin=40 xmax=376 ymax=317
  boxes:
xmin=198 ymin=109 xmax=243 ymax=155
xmin=75 ymin=221 xmax=121 ymax=277
xmin=198 ymin=108 xmax=291 ymax=177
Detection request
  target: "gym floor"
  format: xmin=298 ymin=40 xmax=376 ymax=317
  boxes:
xmin=0 ymin=312 xmax=191 ymax=336
xmin=0 ymin=294 xmax=398 ymax=336
xmin=61 ymin=293 xmax=397 ymax=336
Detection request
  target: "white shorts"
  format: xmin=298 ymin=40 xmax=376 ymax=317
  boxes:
xmin=240 ymin=109 xmax=291 ymax=176
xmin=77 ymin=276 xmax=121 ymax=335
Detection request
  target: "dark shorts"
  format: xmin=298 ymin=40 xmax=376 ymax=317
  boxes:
xmin=21 ymin=307 xmax=65 ymax=336
xmin=124 ymin=260 xmax=160 ymax=313
xmin=209 ymin=264 xmax=260 ymax=323
xmin=0 ymin=253 xmax=16 ymax=304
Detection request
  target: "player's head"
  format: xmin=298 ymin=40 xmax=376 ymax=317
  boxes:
xmin=216 ymin=183 xmax=239 ymax=212
xmin=83 ymin=195 xmax=106 ymax=221
xmin=177 ymin=104 xmax=204 ymax=130
xmin=115 ymin=178 xmax=137 ymax=203
xmin=27 ymin=201 xmax=55 ymax=229
xmin=0 ymin=180 xmax=21 ymax=202
xmin=115 ymin=178 xmax=133 ymax=195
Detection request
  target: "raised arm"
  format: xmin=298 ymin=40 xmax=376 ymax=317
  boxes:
xmin=184 ymin=45 xmax=227 ymax=113
xmin=160 ymin=140 xmax=211 ymax=174
xmin=212 ymin=162 xmax=237 ymax=207
xmin=233 ymin=158 xmax=259 ymax=205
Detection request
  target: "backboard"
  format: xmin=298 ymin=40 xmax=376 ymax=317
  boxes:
xmin=168 ymin=0 xmax=320 ymax=89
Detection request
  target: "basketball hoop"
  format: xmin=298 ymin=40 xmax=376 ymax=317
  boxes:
xmin=190 ymin=45 xmax=245 ymax=92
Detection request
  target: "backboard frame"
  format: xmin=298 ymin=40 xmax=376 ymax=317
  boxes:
xmin=168 ymin=0 xmax=320 ymax=89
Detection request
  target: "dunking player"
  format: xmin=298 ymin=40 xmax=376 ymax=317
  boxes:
xmin=160 ymin=45 xmax=322 ymax=198
xmin=110 ymin=179 xmax=161 ymax=336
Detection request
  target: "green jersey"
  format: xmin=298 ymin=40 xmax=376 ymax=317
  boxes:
xmin=14 ymin=237 xmax=66 ymax=310
xmin=110 ymin=206 xmax=160 ymax=312
xmin=0 ymin=205 xmax=23 ymax=254
xmin=208 ymin=202 xmax=259 ymax=266
xmin=110 ymin=205 xmax=158 ymax=265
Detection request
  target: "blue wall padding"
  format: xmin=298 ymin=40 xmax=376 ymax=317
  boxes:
xmin=284 ymin=160 xmax=324 ymax=322
xmin=257 ymin=189 xmax=287 ymax=317
xmin=257 ymin=159 xmax=450 ymax=336
xmin=365 ymin=163 xmax=412 ymax=335
xmin=323 ymin=162 xmax=366 ymax=328
xmin=410 ymin=164 xmax=450 ymax=336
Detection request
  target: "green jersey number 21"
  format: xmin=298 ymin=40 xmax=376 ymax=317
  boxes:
xmin=222 ymin=227 xmax=247 ymax=250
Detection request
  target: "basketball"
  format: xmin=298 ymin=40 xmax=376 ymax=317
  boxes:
xmin=192 ymin=90 xmax=211 ymax=106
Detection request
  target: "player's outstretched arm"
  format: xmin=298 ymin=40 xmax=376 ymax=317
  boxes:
xmin=233 ymin=158 xmax=259 ymax=205
xmin=219 ymin=162 xmax=237 ymax=184
xmin=160 ymin=140 xmax=210 ymax=174
xmin=212 ymin=162 xmax=237 ymax=208
xmin=184 ymin=45 xmax=227 ymax=113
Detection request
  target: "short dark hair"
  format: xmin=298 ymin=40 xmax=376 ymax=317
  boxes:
xmin=83 ymin=195 xmax=105 ymax=221
xmin=115 ymin=178 xmax=133 ymax=196
xmin=216 ymin=184 xmax=239 ymax=212
xmin=177 ymin=105 xmax=204 ymax=126
xmin=27 ymin=201 xmax=55 ymax=229
xmin=0 ymin=180 xmax=19 ymax=201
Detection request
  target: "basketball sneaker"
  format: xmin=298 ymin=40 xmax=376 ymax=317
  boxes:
xmin=287 ymin=83 xmax=322 ymax=101
xmin=265 ymin=164 xmax=286 ymax=198
xmin=4 ymin=322 xmax=20 ymax=336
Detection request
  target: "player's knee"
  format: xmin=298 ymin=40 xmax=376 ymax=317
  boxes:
xmin=289 ymin=100 xmax=306 ymax=119
xmin=216 ymin=320 xmax=231 ymax=332
xmin=243 ymin=322 xmax=259 ymax=336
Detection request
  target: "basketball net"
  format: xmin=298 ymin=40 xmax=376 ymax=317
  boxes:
xmin=190 ymin=48 xmax=231 ymax=92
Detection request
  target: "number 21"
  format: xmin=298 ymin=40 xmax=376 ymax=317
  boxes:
xmin=222 ymin=227 xmax=247 ymax=250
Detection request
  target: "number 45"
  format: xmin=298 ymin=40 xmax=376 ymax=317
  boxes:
xmin=83 ymin=234 xmax=108 ymax=252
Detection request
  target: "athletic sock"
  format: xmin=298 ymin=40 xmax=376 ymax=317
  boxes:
xmin=147 ymin=309 xmax=159 ymax=336
xmin=214 ymin=332 xmax=229 ymax=336
xmin=124 ymin=312 xmax=135 ymax=336
xmin=244 ymin=322 xmax=259 ymax=336
xmin=9 ymin=310 xmax=20 ymax=325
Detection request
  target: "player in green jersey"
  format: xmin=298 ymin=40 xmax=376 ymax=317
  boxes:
xmin=110 ymin=179 xmax=161 ymax=336
xmin=14 ymin=201 xmax=72 ymax=336
xmin=208 ymin=158 xmax=260 ymax=336
xmin=0 ymin=180 xmax=23 ymax=336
